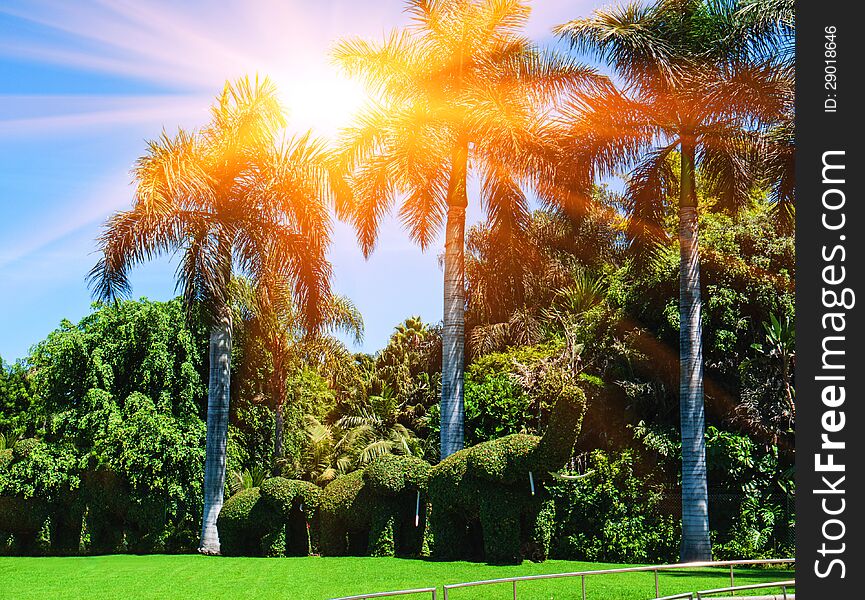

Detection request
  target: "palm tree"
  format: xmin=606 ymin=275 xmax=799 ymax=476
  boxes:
xmin=89 ymin=76 xmax=338 ymax=554
xmin=232 ymin=276 xmax=363 ymax=460
xmin=334 ymin=0 xmax=601 ymax=458
xmin=553 ymin=0 xmax=789 ymax=561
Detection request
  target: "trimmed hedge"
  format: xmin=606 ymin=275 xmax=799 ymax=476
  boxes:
xmin=217 ymin=488 xmax=271 ymax=556
xmin=428 ymin=381 xmax=586 ymax=564
xmin=319 ymin=455 xmax=431 ymax=557
xmin=0 ymin=438 xmax=79 ymax=555
xmin=82 ymin=469 xmax=128 ymax=554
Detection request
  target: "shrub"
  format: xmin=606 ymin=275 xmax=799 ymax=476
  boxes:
xmin=318 ymin=470 xmax=372 ymax=555
xmin=0 ymin=496 xmax=49 ymax=554
xmin=217 ymin=488 xmax=274 ymax=556
xmin=260 ymin=477 xmax=321 ymax=556
xmin=363 ymin=454 xmax=430 ymax=495
xmin=463 ymin=374 xmax=531 ymax=446
xmin=82 ymin=469 xmax=128 ymax=554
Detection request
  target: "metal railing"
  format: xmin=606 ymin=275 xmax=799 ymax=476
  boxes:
xmin=440 ymin=558 xmax=794 ymax=600
xmin=695 ymin=579 xmax=794 ymax=599
xmin=331 ymin=587 xmax=437 ymax=600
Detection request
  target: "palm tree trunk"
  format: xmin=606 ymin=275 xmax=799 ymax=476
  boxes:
xmin=440 ymin=141 xmax=469 ymax=459
xmin=272 ymin=352 xmax=286 ymax=459
xmin=198 ymin=310 xmax=232 ymax=554
xmin=678 ymin=137 xmax=711 ymax=562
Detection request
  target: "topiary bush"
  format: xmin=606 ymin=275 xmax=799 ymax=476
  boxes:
xmin=0 ymin=437 xmax=79 ymax=555
xmin=319 ymin=454 xmax=431 ymax=557
xmin=217 ymin=478 xmax=321 ymax=557
xmin=82 ymin=469 xmax=129 ymax=554
xmin=428 ymin=379 xmax=586 ymax=564
xmin=260 ymin=477 xmax=321 ymax=556
xmin=217 ymin=488 xmax=272 ymax=556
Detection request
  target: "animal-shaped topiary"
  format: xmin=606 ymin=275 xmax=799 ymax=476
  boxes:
xmin=319 ymin=454 xmax=431 ymax=557
xmin=217 ymin=477 xmax=320 ymax=556
xmin=428 ymin=370 xmax=586 ymax=564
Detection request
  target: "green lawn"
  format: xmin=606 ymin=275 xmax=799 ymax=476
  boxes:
xmin=0 ymin=555 xmax=793 ymax=599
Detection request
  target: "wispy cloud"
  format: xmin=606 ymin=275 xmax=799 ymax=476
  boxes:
xmin=0 ymin=94 xmax=210 ymax=138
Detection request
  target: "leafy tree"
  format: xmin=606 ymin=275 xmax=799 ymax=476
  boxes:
xmin=334 ymin=0 xmax=601 ymax=457
xmin=297 ymin=412 xmax=421 ymax=487
xmin=554 ymin=0 xmax=789 ymax=560
xmin=90 ymin=391 xmax=206 ymax=551
xmin=88 ymin=77 xmax=337 ymax=553
xmin=375 ymin=317 xmax=440 ymax=400
xmin=465 ymin=197 xmax=625 ymax=357
xmin=462 ymin=373 xmax=531 ymax=446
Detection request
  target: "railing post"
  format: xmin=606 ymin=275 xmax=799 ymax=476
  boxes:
xmin=443 ymin=587 xmax=448 ymax=600
xmin=782 ymin=584 xmax=787 ymax=600
xmin=512 ymin=580 xmax=517 ymax=600
xmin=432 ymin=589 xmax=437 ymax=600
xmin=729 ymin=565 xmax=734 ymax=596
xmin=654 ymin=569 xmax=659 ymax=597
xmin=581 ymin=574 xmax=586 ymax=600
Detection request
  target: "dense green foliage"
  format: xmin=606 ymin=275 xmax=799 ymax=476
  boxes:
xmin=216 ymin=478 xmax=320 ymax=557
xmin=550 ymin=451 xmax=679 ymax=563
xmin=0 ymin=299 xmax=208 ymax=554
xmin=0 ymin=0 xmax=795 ymax=565
xmin=0 ymin=194 xmax=794 ymax=562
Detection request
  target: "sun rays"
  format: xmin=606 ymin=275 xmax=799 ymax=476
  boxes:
xmin=0 ymin=1 xmax=393 ymax=140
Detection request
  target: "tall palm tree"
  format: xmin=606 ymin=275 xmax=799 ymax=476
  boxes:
xmin=232 ymin=276 xmax=363 ymax=460
xmin=89 ymin=76 xmax=338 ymax=554
xmin=553 ymin=0 xmax=789 ymax=561
xmin=334 ymin=0 xmax=601 ymax=458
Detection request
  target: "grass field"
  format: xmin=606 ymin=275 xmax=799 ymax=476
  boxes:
xmin=0 ymin=555 xmax=794 ymax=599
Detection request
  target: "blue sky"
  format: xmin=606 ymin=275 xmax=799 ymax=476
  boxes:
xmin=0 ymin=0 xmax=604 ymax=362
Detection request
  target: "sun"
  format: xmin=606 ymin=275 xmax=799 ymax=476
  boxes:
xmin=272 ymin=70 xmax=369 ymax=138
